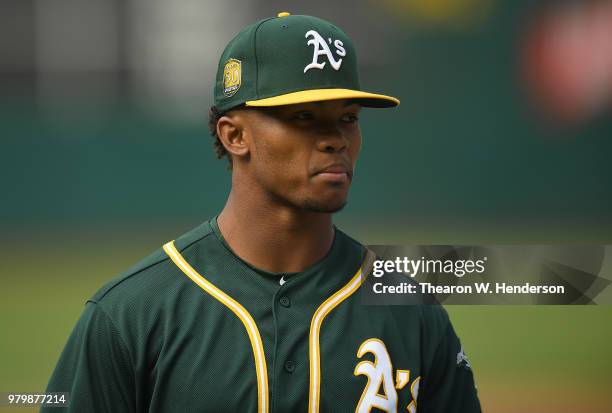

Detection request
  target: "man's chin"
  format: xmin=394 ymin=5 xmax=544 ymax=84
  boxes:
xmin=301 ymin=198 xmax=348 ymax=214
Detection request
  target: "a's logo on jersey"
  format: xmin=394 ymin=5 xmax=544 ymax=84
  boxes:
xmin=304 ymin=30 xmax=346 ymax=73
xmin=354 ymin=338 xmax=420 ymax=413
xmin=457 ymin=345 xmax=472 ymax=370
xmin=223 ymin=58 xmax=241 ymax=97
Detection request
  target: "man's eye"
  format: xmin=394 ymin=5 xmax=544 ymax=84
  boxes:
xmin=341 ymin=114 xmax=359 ymax=123
xmin=293 ymin=111 xmax=314 ymax=120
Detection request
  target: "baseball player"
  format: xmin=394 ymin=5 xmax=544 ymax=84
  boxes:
xmin=43 ymin=13 xmax=481 ymax=413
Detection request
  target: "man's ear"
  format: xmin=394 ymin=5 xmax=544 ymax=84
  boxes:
xmin=217 ymin=112 xmax=250 ymax=160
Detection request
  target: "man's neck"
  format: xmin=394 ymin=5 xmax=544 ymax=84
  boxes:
xmin=217 ymin=192 xmax=335 ymax=274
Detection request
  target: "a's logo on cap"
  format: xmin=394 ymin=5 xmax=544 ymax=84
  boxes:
xmin=304 ymin=30 xmax=346 ymax=74
xmin=223 ymin=58 xmax=242 ymax=97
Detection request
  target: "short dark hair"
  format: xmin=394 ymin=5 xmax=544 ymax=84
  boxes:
xmin=208 ymin=105 xmax=232 ymax=169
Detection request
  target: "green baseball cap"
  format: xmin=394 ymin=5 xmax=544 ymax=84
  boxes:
xmin=213 ymin=12 xmax=400 ymax=112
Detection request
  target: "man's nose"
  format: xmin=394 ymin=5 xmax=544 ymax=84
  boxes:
xmin=315 ymin=124 xmax=348 ymax=153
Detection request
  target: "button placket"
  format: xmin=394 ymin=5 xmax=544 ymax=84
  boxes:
xmin=273 ymin=281 xmax=302 ymax=411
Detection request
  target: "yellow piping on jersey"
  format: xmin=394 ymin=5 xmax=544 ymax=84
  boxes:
xmin=163 ymin=241 xmax=269 ymax=413
xmin=308 ymin=250 xmax=375 ymax=413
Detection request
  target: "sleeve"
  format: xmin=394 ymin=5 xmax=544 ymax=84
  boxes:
xmin=418 ymin=307 xmax=482 ymax=413
xmin=41 ymin=301 xmax=137 ymax=413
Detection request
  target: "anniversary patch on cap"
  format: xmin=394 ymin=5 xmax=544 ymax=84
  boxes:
xmin=223 ymin=58 xmax=242 ymax=97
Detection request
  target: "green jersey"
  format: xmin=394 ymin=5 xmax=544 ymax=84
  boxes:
xmin=43 ymin=217 xmax=480 ymax=412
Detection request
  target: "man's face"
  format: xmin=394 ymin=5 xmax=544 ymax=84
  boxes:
xmin=237 ymin=99 xmax=362 ymax=213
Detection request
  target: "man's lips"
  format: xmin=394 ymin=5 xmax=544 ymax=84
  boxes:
xmin=313 ymin=163 xmax=352 ymax=182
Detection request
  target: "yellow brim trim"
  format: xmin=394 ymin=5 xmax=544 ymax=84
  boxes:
xmin=245 ymin=88 xmax=399 ymax=108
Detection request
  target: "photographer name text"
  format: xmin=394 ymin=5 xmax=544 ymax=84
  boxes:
xmin=372 ymin=282 xmax=566 ymax=295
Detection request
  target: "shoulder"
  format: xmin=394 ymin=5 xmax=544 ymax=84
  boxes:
xmin=88 ymin=220 xmax=215 ymax=309
xmin=418 ymin=304 xmax=452 ymax=337
xmin=333 ymin=226 xmax=367 ymax=257
xmin=340 ymin=229 xmax=452 ymax=337
xmin=383 ymin=300 xmax=451 ymax=337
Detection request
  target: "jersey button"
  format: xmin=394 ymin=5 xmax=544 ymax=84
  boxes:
xmin=284 ymin=360 xmax=296 ymax=373
xmin=279 ymin=296 xmax=291 ymax=308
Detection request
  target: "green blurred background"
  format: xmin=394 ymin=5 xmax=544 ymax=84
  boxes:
xmin=1 ymin=0 xmax=611 ymax=412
